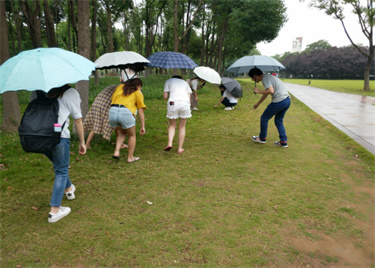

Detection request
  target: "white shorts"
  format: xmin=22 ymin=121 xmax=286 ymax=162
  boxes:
xmin=166 ymin=100 xmax=192 ymax=119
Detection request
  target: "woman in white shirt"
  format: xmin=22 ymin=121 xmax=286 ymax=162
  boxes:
xmin=45 ymin=85 xmax=86 ymax=223
xmin=163 ymin=75 xmax=192 ymax=154
xmin=214 ymin=84 xmax=238 ymax=111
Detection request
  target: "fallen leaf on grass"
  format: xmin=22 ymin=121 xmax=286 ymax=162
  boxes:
xmin=146 ymin=201 xmax=153 ymax=205
xmin=31 ymin=207 xmax=40 ymax=211
xmin=7 ymin=186 xmax=12 ymax=189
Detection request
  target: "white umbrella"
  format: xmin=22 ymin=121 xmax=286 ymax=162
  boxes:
xmin=95 ymin=51 xmax=150 ymax=71
xmin=193 ymin=66 xmax=221 ymax=84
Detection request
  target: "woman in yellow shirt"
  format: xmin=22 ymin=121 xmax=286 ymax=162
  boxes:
xmin=109 ymin=78 xmax=146 ymax=162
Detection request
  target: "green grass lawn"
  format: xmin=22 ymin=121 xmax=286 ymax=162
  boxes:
xmin=281 ymin=78 xmax=375 ymax=97
xmin=1 ymin=76 xmax=374 ymax=267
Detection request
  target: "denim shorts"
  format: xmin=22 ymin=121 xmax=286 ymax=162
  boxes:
xmin=108 ymin=106 xmax=135 ymax=129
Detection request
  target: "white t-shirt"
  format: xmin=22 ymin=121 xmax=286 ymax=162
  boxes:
xmin=223 ymin=90 xmax=238 ymax=103
xmin=190 ymin=79 xmax=199 ymax=91
xmin=164 ymin=78 xmax=192 ymax=103
xmin=121 ymin=68 xmax=137 ymax=82
xmin=57 ymin=88 xmax=82 ymax=138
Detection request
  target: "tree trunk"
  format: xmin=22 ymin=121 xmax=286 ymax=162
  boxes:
xmin=200 ymin=5 xmax=206 ymax=66
xmin=77 ymin=0 xmax=91 ymax=119
xmin=43 ymin=0 xmax=57 ymax=47
xmin=10 ymin=0 xmax=22 ymax=53
xmin=216 ymin=9 xmax=229 ymax=74
xmin=173 ymin=0 xmax=179 ymax=52
xmin=363 ymin=50 xmax=374 ymax=90
xmin=106 ymin=2 xmax=114 ymax=52
xmin=21 ymin=0 xmax=42 ymax=48
xmin=91 ymin=0 xmax=99 ymax=86
xmin=91 ymin=0 xmax=97 ymax=61
xmin=1 ymin=0 xmax=21 ymax=131
xmin=123 ymin=0 xmax=129 ymax=51
xmin=68 ymin=0 xmax=78 ymax=52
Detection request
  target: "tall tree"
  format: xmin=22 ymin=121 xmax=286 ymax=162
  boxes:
xmin=309 ymin=0 xmax=374 ymax=90
xmin=68 ymin=0 xmax=78 ymax=52
xmin=9 ymin=0 xmax=22 ymax=53
xmin=91 ymin=0 xmax=98 ymax=61
xmin=1 ymin=0 xmax=21 ymax=131
xmin=21 ymin=0 xmax=42 ymax=48
xmin=77 ymin=0 xmax=91 ymax=118
xmin=173 ymin=0 xmax=203 ymax=52
xmin=43 ymin=0 xmax=57 ymax=47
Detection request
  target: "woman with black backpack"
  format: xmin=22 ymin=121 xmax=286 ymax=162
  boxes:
xmin=45 ymin=85 xmax=86 ymax=223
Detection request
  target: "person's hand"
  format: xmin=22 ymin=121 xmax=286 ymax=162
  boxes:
xmin=253 ymin=103 xmax=259 ymax=110
xmin=254 ymin=87 xmax=260 ymax=94
xmin=195 ymin=96 xmax=199 ymax=101
xmin=79 ymin=143 xmax=87 ymax=155
xmin=214 ymin=105 xmax=217 ymax=108
xmin=140 ymin=127 xmax=146 ymax=135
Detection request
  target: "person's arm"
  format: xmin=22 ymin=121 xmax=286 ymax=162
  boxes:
xmin=163 ymin=92 xmax=169 ymax=100
xmin=138 ymin=108 xmax=146 ymax=135
xmin=254 ymin=86 xmax=274 ymax=95
xmin=194 ymin=90 xmax=198 ymax=101
xmin=214 ymin=97 xmax=224 ymax=108
xmin=74 ymin=118 xmax=86 ymax=155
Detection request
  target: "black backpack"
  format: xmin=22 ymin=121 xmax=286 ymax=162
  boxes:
xmin=18 ymin=90 xmax=65 ymax=153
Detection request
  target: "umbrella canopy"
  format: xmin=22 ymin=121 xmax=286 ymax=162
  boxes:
xmin=147 ymin=51 xmax=198 ymax=69
xmin=95 ymin=51 xmax=150 ymax=72
xmin=193 ymin=66 xmax=221 ymax=84
xmin=0 ymin=47 xmax=96 ymax=94
xmin=227 ymin=55 xmax=285 ymax=74
xmin=221 ymin=77 xmax=243 ymax=98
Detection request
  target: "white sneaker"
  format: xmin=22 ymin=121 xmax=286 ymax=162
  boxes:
xmin=48 ymin=206 xmax=71 ymax=223
xmin=65 ymin=184 xmax=76 ymax=200
xmin=224 ymin=107 xmax=232 ymax=111
xmin=192 ymin=107 xmax=199 ymax=111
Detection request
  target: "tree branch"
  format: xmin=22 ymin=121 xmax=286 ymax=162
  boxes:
xmin=180 ymin=0 xmax=203 ymax=41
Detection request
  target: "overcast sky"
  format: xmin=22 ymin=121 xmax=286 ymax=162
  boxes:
xmin=256 ymin=0 xmax=369 ymax=56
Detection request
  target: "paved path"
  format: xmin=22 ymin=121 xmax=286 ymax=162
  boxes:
xmin=285 ymin=83 xmax=375 ymax=155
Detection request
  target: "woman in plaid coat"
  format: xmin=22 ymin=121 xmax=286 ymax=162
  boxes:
xmin=83 ymin=84 xmax=128 ymax=149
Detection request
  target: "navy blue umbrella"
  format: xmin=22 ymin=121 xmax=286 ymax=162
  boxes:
xmin=147 ymin=51 xmax=198 ymax=69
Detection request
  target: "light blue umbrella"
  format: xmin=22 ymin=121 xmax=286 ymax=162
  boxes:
xmin=227 ymin=55 xmax=285 ymax=74
xmin=0 ymin=47 xmax=97 ymax=94
xmin=147 ymin=51 xmax=198 ymax=69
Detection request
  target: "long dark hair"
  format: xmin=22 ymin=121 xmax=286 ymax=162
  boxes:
xmin=47 ymin=84 xmax=70 ymax=99
xmin=122 ymin=78 xmax=143 ymax=96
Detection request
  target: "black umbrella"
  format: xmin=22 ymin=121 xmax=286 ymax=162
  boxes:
xmin=221 ymin=77 xmax=243 ymax=98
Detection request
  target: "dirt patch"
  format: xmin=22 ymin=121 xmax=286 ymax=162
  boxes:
xmin=280 ymin=177 xmax=375 ymax=267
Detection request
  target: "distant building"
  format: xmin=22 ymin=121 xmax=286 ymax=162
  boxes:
xmin=292 ymin=37 xmax=302 ymax=53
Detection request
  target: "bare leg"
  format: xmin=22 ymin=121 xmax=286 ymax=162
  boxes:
xmin=167 ymin=119 xmax=177 ymax=147
xmin=113 ymin=128 xmax=127 ymax=158
xmin=115 ymin=128 xmax=128 ymax=149
xmin=125 ymin=126 xmax=138 ymax=162
xmin=85 ymin=131 xmax=95 ymax=149
xmin=178 ymin=118 xmax=187 ymax=152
